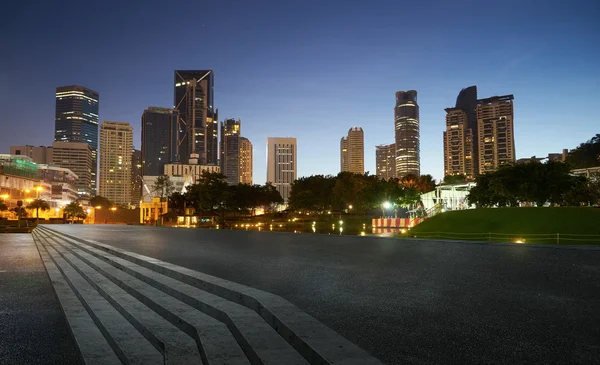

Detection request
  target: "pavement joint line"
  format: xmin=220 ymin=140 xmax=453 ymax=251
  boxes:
xmin=43 ymin=230 xmax=252 ymax=365
xmin=38 ymin=225 xmax=385 ymax=365
xmin=33 ymin=230 xmax=160 ymax=365
xmin=43 ymin=228 xmax=311 ymax=365
xmin=31 ymin=231 xmax=122 ymax=365
xmin=37 ymin=229 xmax=202 ymax=365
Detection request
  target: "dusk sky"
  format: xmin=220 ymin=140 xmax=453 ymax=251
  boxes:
xmin=1 ymin=0 xmax=598 ymax=183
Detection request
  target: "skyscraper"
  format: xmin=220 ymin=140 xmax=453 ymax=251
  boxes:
xmin=394 ymin=90 xmax=420 ymax=177
xmin=99 ymin=121 xmax=133 ymax=205
xmin=340 ymin=127 xmax=364 ymax=174
xmin=174 ymin=70 xmax=218 ymax=165
xmin=220 ymin=119 xmax=241 ymax=185
xmin=239 ymin=137 xmax=253 ymax=185
xmin=375 ymin=143 xmax=396 ymax=180
xmin=443 ymin=108 xmax=475 ymax=180
xmin=141 ymin=107 xmax=179 ymax=176
xmin=54 ymin=85 xmax=99 ymax=194
xmin=454 ymin=86 xmax=478 ymax=173
xmin=131 ymin=149 xmax=142 ymax=207
xmin=477 ymin=95 xmax=516 ymax=174
xmin=340 ymin=137 xmax=348 ymax=172
xmin=266 ymin=137 xmax=297 ymax=203
xmin=51 ymin=141 xmax=93 ymax=197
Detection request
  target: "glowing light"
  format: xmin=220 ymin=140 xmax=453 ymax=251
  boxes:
xmin=515 ymin=239 xmax=525 ymax=244
xmin=95 ymin=206 xmax=102 ymax=209
xmin=348 ymin=205 xmax=353 ymax=210
xmin=360 ymin=231 xmax=366 ymax=236
xmin=383 ymin=201 xmax=392 ymax=209
xmin=339 ymin=220 xmax=343 ymax=225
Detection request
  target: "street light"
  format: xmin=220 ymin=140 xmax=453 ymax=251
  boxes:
xmin=35 ymin=186 xmax=43 ymax=199
xmin=110 ymin=206 xmax=117 ymax=223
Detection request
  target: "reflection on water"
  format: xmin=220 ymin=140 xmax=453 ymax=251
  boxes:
xmin=219 ymin=222 xmax=409 ymax=238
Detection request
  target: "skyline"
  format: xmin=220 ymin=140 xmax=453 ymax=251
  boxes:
xmin=2 ymin=1 xmax=599 ymax=184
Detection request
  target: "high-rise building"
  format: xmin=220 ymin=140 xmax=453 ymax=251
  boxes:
xmin=239 ymin=137 xmax=253 ymax=185
xmin=51 ymin=141 xmax=93 ymax=197
xmin=220 ymin=119 xmax=241 ymax=185
xmin=131 ymin=149 xmax=142 ymax=207
xmin=394 ymin=90 xmax=420 ymax=177
xmin=340 ymin=127 xmax=364 ymax=174
xmin=454 ymin=86 xmax=478 ymax=172
xmin=141 ymin=107 xmax=180 ymax=176
xmin=10 ymin=145 xmax=53 ymax=164
xmin=375 ymin=143 xmax=396 ymax=180
xmin=174 ymin=70 xmax=218 ymax=165
xmin=266 ymin=137 xmax=297 ymax=203
xmin=54 ymin=85 xmax=99 ymax=194
xmin=476 ymin=95 xmax=515 ymax=174
xmin=443 ymin=108 xmax=476 ymax=180
xmin=99 ymin=121 xmax=133 ymax=205
xmin=340 ymin=137 xmax=348 ymax=172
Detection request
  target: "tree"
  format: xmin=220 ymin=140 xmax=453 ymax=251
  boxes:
xmin=0 ymin=202 xmax=7 ymax=212
xmin=566 ymin=134 xmax=600 ymax=169
xmin=152 ymin=175 xmax=174 ymax=201
xmin=443 ymin=174 xmax=467 ymax=185
xmin=168 ymin=192 xmax=186 ymax=215
xmin=63 ymin=202 xmax=85 ymax=223
xmin=27 ymin=199 xmax=50 ymax=223
xmin=89 ymin=195 xmax=113 ymax=208
xmin=184 ymin=172 xmax=231 ymax=223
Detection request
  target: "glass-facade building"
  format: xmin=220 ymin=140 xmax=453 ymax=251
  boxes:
xmin=394 ymin=90 xmax=420 ymax=177
xmin=54 ymin=85 xmax=99 ymax=194
xmin=220 ymin=119 xmax=241 ymax=185
xmin=174 ymin=70 xmax=218 ymax=165
xmin=141 ymin=107 xmax=180 ymax=176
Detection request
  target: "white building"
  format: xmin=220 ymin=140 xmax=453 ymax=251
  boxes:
xmin=266 ymin=137 xmax=297 ymax=203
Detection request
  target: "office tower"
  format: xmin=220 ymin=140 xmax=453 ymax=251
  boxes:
xmin=220 ymin=118 xmax=241 ymax=185
xmin=443 ymin=108 xmax=476 ymax=180
xmin=54 ymin=85 xmax=99 ymax=194
xmin=239 ymin=137 xmax=253 ymax=185
xmin=340 ymin=127 xmax=364 ymax=174
xmin=10 ymin=145 xmax=53 ymax=164
xmin=266 ymin=137 xmax=297 ymax=203
xmin=99 ymin=121 xmax=133 ymax=205
xmin=131 ymin=149 xmax=142 ymax=207
xmin=174 ymin=70 xmax=218 ymax=164
xmin=141 ymin=107 xmax=180 ymax=176
xmin=51 ymin=141 xmax=93 ymax=197
xmin=394 ymin=90 xmax=420 ymax=177
xmin=476 ymin=95 xmax=515 ymax=174
xmin=340 ymin=137 xmax=348 ymax=172
xmin=375 ymin=143 xmax=396 ymax=180
xmin=454 ymin=86 xmax=478 ymax=172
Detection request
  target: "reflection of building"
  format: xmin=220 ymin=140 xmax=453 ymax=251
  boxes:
xmin=239 ymin=137 xmax=253 ymax=184
xmin=51 ymin=141 xmax=93 ymax=197
xmin=141 ymin=107 xmax=180 ymax=175
xmin=376 ymin=143 xmax=396 ymax=180
xmin=99 ymin=121 xmax=133 ymax=205
xmin=340 ymin=127 xmax=364 ymax=174
xmin=395 ymin=90 xmax=420 ymax=177
xmin=131 ymin=149 xmax=142 ymax=207
xmin=477 ymin=95 xmax=515 ymax=174
xmin=54 ymin=85 xmax=99 ymax=194
xmin=266 ymin=137 xmax=297 ymax=203
xmin=10 ymin=145 xmax=53 ymax=164
xmin=443 ymin=107 xmax=475 ymax=180
xmin=220 ymin=119 xmax=241 ymax=185
xmin=38 ymin=164 xmax=79 ymax=206
xmin=174 ymin=70 xmax=218 ymax=164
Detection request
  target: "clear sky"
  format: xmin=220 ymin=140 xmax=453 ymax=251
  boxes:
xmin=1 ymin=0 xmax=598 ymax=184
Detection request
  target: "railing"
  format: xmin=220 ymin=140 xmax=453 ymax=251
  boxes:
xmin=402 ymin=231 xmax=600 ymax=245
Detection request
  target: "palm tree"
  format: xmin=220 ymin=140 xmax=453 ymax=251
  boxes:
xmin=0 ymin=202 xmax=7 ymax=212
xmin=63 ymin=202 xmax=84 ymax=224
xmin=27 ymin=199 xmax=50 ymax=224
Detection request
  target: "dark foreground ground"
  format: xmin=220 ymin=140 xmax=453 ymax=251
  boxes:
xmin=0 ymin=234 xmax=82 ymax=365
xmin=43 ymin=225 xmax=600 ymax=365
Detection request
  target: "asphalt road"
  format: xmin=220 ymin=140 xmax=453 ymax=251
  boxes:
xmin=47 ymin=225 xmax=600 ymax=365
xmin=0 ymin=234 xmax=82 ymax=365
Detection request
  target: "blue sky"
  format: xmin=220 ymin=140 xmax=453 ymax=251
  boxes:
xmin=1 ymin=0 xmax=598 ymax=183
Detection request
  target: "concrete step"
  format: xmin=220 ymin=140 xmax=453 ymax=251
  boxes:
xmin=34 ymin=230 xmax=202 ymax=364
xmin=35 ymin=225 xmax=385 ymax=365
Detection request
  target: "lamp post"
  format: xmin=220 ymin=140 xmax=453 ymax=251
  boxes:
xmin=382 ymin=201 xmax=391 ymax=217
xmin=110 ymin=207 xmax=117 ymax=223
xmin=35 ymin=186 xmax=43 ymax=199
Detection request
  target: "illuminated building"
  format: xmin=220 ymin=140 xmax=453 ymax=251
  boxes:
xmin=266 ymin=137 xmax=297 ymax=203
xmin=131 ymin=149 xmax=142 ymax=207
xmin=220 ymin=118 xmax=241 ymax=185
xmin=443 ymin=108 xmax=475 ymax=180
xmin=239 ymin=137 xmax=253 ymax=185
xmin=54 ymin=85 xmax=99 ymax=194
xmin=174 ymin=70 xmax=218 ymax=164
xmin=51 ymin=141 xmax=93 ymax=197
xmin=394 ymin=90 xmax=420 ymax=177
xmin=141 ymin=107 xmax=180 ymax=175
xmin=375 ymin=143 xmax=396 ymax=180
xmin=340 ymin=127 xmax=364 ymax=174
xmin=476 ymin=95 xmax=515 ymax=174
xmin=99 ymin=121 xmax=133 ymax=205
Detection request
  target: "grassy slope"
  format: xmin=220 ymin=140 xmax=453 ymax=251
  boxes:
xmin=408 ymin=207 xmax=600 ymax=244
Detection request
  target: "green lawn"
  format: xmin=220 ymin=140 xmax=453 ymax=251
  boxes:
xmin=407 ymin=207 xmax=600 ymax=245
